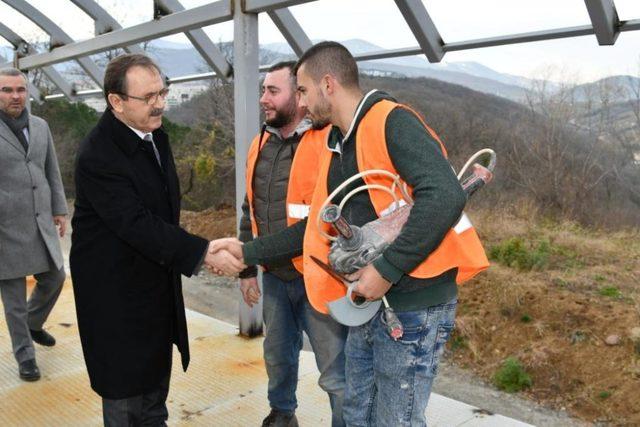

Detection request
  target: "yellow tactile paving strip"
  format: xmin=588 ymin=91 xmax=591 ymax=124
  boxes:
xmin=0 ymin=280 xmax=331 ymax=426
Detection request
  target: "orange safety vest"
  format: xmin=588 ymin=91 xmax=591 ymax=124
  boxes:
xmin=303 ymin=100 xmax=489 ymax=313
xmin=245 ymin=126 xmax=330 ymax=273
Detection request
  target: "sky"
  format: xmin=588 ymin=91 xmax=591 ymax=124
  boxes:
xmin=0 ymin=0 xmax=639 ymax=83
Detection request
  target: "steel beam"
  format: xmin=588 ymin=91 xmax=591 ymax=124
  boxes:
xmin=444 ymin=25 xmax=595 ymax=52
xmin=69 ymin=0 xmax=144 ymax=54
xmin=354 ymin=46 xmax=423 ymax=62
xmin=394 ymin=0 xmax=444 ymax=62
xmin=267 ymin=8 xmax=312 ymax=57
xmin=0 ymin=22 xmax=28 ymax=55
xmin=17 ymin=0 xmax=232 ymax=71
xmin=354 ymin=19 xmax=638 ymax=62
xmin=154 ymin=62 xmax=273 ymax=85
xmin=243 ymin=0 xmax=316 ymax=14
xmin=155 ymin=0 xmax=232 ymax=80
xmin=584 ymin=0 xmax=620 ymax=45
xmin=621 ymin=18 xmax=640 ymax=32
xmin=0 ymin=22 xmax=74 ymax=100
xmin=3 ymin=0 xmax=105 ymax=87
xmin=39 ymin=66 xmax=77 ymax=100
xmin=45 ymin=88 xmax=102 ymax=101
xmin=233 ymin=0 xmax=262 ymax=337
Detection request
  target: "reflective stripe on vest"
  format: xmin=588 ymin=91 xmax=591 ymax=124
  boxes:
xmin=246 ymin=126 xmax=330 ymax=273
xmin=303 ymin=100 xmax=489 ymax=314
xmin=287 ymin=203 xmax=311 ymax=219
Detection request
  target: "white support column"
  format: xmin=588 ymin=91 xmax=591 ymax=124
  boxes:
xmin=233 ymin=0 xmax=263 ymax=337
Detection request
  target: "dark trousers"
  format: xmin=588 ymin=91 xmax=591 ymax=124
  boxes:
xmin=101 ymin=373 xmax=171 ymax=427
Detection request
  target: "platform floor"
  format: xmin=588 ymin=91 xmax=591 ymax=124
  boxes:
xmin=0 ymin=280 xmax=532 ymax=426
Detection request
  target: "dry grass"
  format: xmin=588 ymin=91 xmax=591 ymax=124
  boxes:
xmin=460 ymin=207 xmax=640 ymax=425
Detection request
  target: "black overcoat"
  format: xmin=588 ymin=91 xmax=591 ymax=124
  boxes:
xmin=70 ymin=110 xmax=207 ymax=399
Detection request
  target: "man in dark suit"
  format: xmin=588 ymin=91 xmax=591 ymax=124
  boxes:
xmin=70 ymin=54 xmax=242 ymax=426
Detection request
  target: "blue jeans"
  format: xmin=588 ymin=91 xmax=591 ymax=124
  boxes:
xmin=343 ymin=298 xmax=457 ymax=427
xmin=262 ymin=272 xmax=348 ymax=427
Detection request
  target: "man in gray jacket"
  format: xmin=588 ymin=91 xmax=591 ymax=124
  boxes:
xmin=0 ymin=67 xmax=67 ymax=381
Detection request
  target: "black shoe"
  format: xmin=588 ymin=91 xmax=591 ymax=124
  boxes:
xmin=19 ymin=359 xmax=41 ymax=381
xmin=261 ymin=409 xmax=298 ymax=427
xmin=30 ymin=329 xmax=56 ymax=346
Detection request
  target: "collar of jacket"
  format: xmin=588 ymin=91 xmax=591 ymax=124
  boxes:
xmin=326 ymin=89 xmax=396 ymax=154
xmin=265 ymin=117 xmax=313 ymax=140
xmin=98 ymin=109 xmax=168 ymax=157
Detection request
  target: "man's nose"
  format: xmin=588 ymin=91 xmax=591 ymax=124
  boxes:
xmin=153 ymin=96 xmax=166 ymax=107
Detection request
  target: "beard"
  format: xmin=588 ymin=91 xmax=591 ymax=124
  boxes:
xmin=309 ymin=94 xmax=332 ymax=130
xmin=265 ymin=98 xmax=297 ymax=129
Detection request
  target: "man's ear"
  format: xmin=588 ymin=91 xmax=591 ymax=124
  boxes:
xmin=321 ymin=74 xmax=335 ymax=96
xmin=108 ymin=93 xmax=123 ymax=113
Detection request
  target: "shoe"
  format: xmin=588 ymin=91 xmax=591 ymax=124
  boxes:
xmin=30 ymin=329 xmax=56 ymax=346
xmin=19 ymin=359 xmax=41 ymax=381
xmin=261 ymin=409 xmax=298 ymax=427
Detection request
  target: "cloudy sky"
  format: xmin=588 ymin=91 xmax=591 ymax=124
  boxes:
xmin=1 ymin=0 xmax=639 ymax=83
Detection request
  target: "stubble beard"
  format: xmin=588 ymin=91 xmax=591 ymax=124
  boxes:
xmin=265 ymin=98 xmax=297 ymax=129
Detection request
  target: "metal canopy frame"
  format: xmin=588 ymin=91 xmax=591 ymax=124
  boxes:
xmin=0 ymin=22 xmax=72 ymax=102
xmin=155 ymin=0 xmax=232 ymax=80
xmin=3 ymin=0 xmax=105 ymax=87
xmin=69 ymin=0 xmax=145 ymax=54
xmin=2 ymin=0 xmax=638 ymax=100
xmin=0 ymin=0 xmax=638 ymax=335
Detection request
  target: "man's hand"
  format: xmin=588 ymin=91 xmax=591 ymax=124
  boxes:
xmin=208 ymin=237 xmax=244 ymax=260
xmin=240 ymin=277 xmax=261 ymax=307
xmin=204 ymin=240 xmax=246 ymax=276
xmin=53 ymin=215 xmax=67 ymax=238
xmin=347 ymin=264 xmax=392 ymax=301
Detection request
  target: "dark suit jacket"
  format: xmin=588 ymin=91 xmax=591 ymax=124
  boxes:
xmin=70 ymin=109 xmax=207 ymax=399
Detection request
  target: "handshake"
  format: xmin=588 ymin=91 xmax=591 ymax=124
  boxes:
xmin=203 ymin=237 xmax=247 ymax=276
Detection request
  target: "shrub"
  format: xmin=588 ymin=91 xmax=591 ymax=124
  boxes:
xmin=598 ymin=391 xmax=612 ymax=399
xmin=489 ymin=238 xmax=550 ymax=271
xmin=598 ymin=286 xmax=622 ymax=298
xmin=493 ymin=357 xmax=532 ymax=393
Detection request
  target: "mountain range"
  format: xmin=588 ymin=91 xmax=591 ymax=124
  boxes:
xmin=2 ymin=39 xmax=638 ymax=105
xmin=147 ymin=38 xmax=640 ymax=105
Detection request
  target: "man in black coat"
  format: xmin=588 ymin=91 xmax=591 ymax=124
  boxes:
xmin=70 ymin=54 xmax=241 ymax=426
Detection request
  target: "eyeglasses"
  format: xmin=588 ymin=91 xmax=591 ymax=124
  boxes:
xmin=116 ymin=87 xmax=169 ymax=105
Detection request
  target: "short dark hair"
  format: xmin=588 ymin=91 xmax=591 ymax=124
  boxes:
xmin=266 ymin=61 xmax=296 ymax=89
xmin=103 ymin=54 xmax=162 ymax=110
xmin=0 ymin=67 xmax=28 ymax=83
xmin=268 ymin=61 xmax=296 ymax=74
xmin=294 ymin=41 xmax=359 ymax=88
